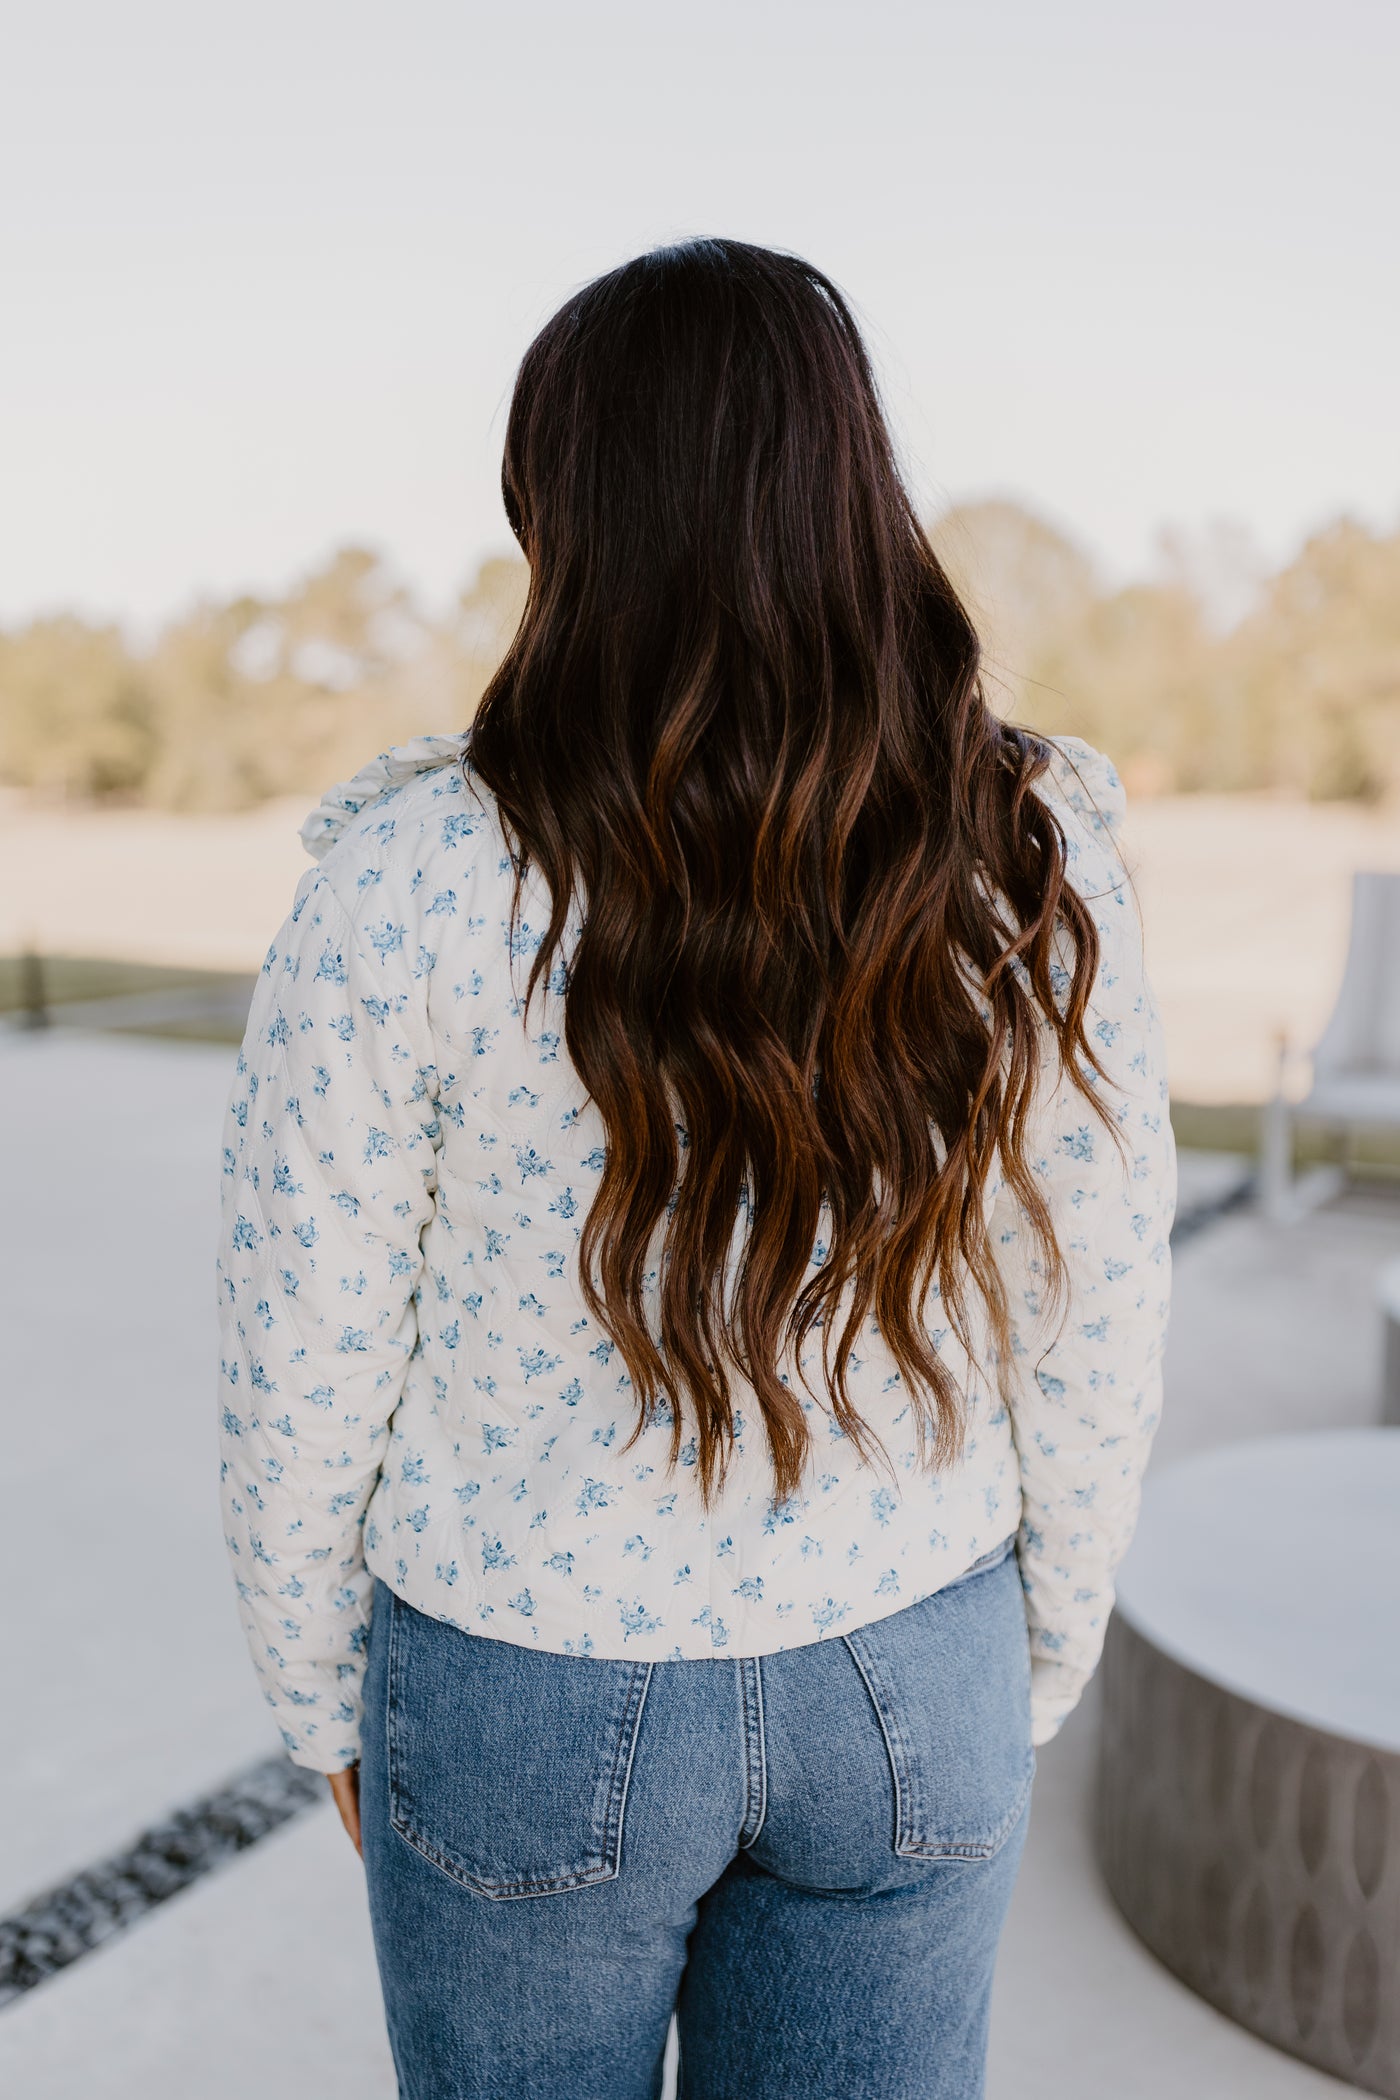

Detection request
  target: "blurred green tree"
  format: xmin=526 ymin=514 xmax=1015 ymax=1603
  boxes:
xmin=2 ymin=512 xmax=1397 ymax=808
xmin=0 ymin=617 xmax=158 ymax=798
xmin=0 ymin=549 xmax=532 ymax=811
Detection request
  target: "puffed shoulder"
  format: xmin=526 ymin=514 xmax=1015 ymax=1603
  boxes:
xmin=299 ymin=734 xmax=471 ymax=860
xmin=1039 ymin=735 xmax=1127 ymax=846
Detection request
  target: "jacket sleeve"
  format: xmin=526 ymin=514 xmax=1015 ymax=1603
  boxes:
xmin=992 ymin=764 xmax=1176 ymax=1747
xmin=216 ymin=864 xmax=439 ymax=1771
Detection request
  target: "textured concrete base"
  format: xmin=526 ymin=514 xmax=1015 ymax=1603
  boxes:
xmin=1098 ymin=1615 xmax=1400 ymax=2096
xmin=1381 ymin=1262 xmax=1400 ymax=1427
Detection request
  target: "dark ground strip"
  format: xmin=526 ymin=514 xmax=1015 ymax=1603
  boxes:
xmin=0 ymin=1754 xmax=322 ymax=2008
xmin=0 ymin=1177 xmax=1246 ymax=2011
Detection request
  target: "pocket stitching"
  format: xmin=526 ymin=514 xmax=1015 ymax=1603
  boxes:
xmin=899 ymin=1755 xmax=1034 ymax=1863
xmin=595 ymin=1656 xmax=654 ymax=1881
xmin=385 ymin=1590 xmax=654 ymax=1898
xmin=843 ymin=1620 xmax=1035 ymax=1862
xmin=841 ymin=1632 xmax=910 ymax=1853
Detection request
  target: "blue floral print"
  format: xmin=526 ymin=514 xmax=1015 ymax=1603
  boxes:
xmin=217 ymin=733 xmax=1175 ymax=1772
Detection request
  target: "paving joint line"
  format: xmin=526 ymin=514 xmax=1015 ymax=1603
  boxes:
xmin=0 ymin=1753 xmax=322 ymax=2008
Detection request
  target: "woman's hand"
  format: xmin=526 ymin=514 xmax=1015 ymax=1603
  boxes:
xmin=328 ymin=1764 xmax=363 ymax=1856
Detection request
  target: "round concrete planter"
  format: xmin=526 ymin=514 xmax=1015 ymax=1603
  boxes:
xmin=1096 ymin=1432 xmax=1400 ymax=2095
xmin=1380 ymin=1260 xmax=1400 ymax=1428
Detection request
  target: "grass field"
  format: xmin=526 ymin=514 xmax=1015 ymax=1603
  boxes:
xmin=0 ymin=954 xmax=255 ymax=1044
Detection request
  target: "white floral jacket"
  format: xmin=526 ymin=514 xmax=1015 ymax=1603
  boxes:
xmin=216 ymin=734 xmax=1175 ymax=1771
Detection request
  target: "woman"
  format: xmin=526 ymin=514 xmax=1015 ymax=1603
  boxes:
xmin=217 ymin=238 xmax=1174 ymax=2099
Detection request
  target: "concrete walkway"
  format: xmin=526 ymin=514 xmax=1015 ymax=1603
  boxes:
xmin=2 ymin=1026 xmax=1394 ymax=2096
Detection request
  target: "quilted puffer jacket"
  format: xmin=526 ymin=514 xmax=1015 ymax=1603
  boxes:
xmin=215 ymin=734 xmax=1175 ymax=1771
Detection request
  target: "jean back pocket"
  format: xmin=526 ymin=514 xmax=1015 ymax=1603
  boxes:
xmin=386 ymin=1588 xmax=653 ymax=1899
xmin=843 ymin=1545 xmax=1034 ymax=1861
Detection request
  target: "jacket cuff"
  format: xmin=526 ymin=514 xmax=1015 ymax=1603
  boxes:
xmin=1029 ymin=1654 xmax=1089 ymax=1747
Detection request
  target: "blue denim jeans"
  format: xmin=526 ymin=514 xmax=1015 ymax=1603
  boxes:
xmin=359 ymin=1539 xmax=1033 ymax=2100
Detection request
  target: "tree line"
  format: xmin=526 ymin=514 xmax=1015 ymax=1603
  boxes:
xmin=2 ymin=503 xmax=1397 ymax=809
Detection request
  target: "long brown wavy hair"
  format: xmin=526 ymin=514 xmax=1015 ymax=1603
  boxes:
xmin=469 ymin=238 xmax=1106 ymax=1504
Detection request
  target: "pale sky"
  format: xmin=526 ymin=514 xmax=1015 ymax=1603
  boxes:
xmin=2 ymin=0 xmax=1397 ymax=633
